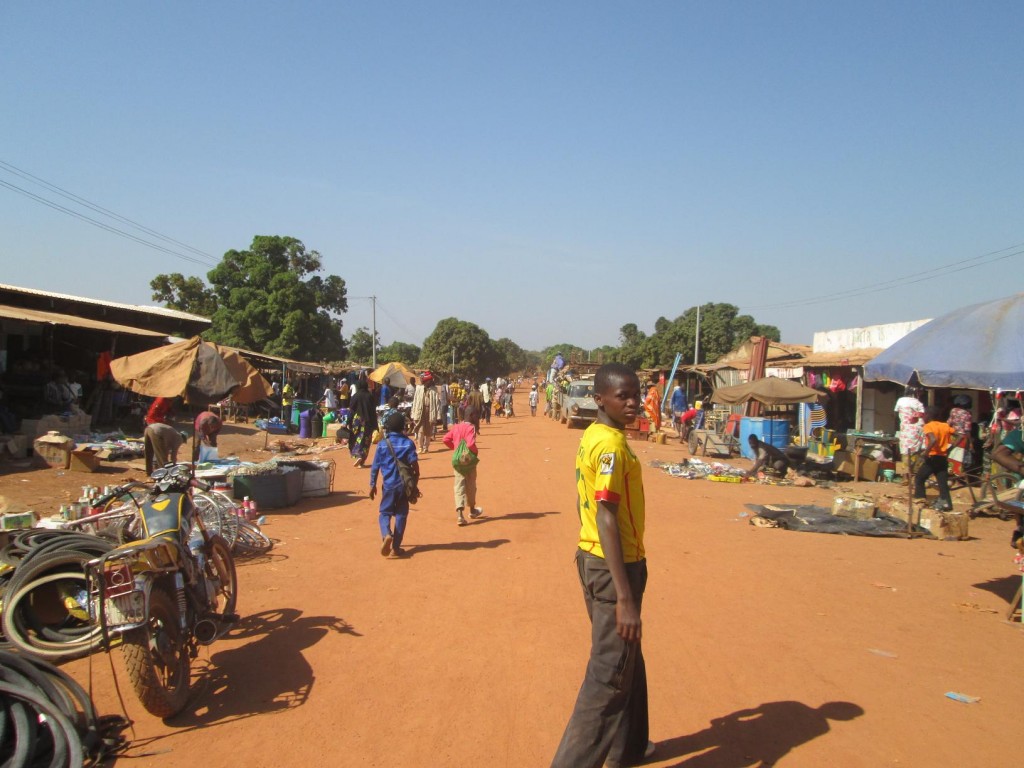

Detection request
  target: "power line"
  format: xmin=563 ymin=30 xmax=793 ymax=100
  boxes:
xmin=0 ymin=160 xmax=219 ymax=267
xmin=0 ymin=178 xmax=215 ymax=267
xmin=375 ymin=299 xmax=423 ymax=343
xmin=743 ymin=241 xmax=1024 ymax=311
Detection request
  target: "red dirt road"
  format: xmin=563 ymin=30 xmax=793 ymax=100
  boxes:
xmin=4 ymin=400 xmax=1023 ymax=767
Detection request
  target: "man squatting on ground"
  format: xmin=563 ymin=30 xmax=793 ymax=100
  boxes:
xmin=551 ymin=362 xmax=655 ymax=768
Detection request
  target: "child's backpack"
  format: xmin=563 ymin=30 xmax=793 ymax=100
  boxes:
xmin=383 ymin=435 xmax=421 ymax=503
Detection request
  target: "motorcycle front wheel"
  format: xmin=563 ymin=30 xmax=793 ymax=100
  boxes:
xmin=120 ymin=585 xmax=190 ymax=718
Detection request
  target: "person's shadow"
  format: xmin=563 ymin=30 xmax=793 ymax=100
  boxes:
xmin=658 ymin=700 xmax=864 ymax=767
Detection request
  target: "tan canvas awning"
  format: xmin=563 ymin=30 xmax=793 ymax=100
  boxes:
xmin=0 ymin=304 xmax=166 ymax=337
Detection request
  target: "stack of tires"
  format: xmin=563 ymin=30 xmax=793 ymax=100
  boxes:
xmin=0 ymin=530 xmax=114 ymax=660
xmin=0 ymin=650 xmax=127 ymax=767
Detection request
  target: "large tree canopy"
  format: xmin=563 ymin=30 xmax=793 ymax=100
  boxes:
xmin=346 ymin=327 xmax=380 ymax=364
xmin=420 ymin=318 xmax=496 ymax=381
xmin=377 ymin=340 xmax=420 ymax=367
xmin=151 ymin=235 xmax=348 ymax=361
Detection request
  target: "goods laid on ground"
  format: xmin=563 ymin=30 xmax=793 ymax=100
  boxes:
xmin=649 ymin=458 xmax=747 ymax=481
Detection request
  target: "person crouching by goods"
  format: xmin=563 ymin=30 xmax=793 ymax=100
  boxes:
xmin=145 ymin=423 xmax=186 ymax=474
xmin=745 ymin=435 xmax=791 ymax=479
xmin=192 ymin=411 xmax=223 ymax=462
xmin=369 ymin=412 xmax=419 ymax=558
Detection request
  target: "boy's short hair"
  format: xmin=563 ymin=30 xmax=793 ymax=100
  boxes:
xmin=388 ymin=395 xmax=400 ymax=408
xmin=385 ymin=412 xmax=406 ymax=433
xmin=925 ymin=405 xmax=941 ymax=421
xmin=594 ymin=362 xmax=638 ymax=394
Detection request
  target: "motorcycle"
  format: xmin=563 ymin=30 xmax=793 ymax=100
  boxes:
xmin=87 ymin=464 xmax=238 ymax=718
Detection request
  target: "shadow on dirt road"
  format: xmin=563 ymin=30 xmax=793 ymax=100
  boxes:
xmin=657 ymin=700 xmax=864 ymax=767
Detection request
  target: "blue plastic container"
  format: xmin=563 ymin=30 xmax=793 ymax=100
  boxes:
xmin=739 ymin=417 xmax=792 ymax=459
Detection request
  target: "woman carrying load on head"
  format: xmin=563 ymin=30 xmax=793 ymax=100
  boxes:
xmin=643 ymin=379 xmax=661 ymax=434
xmin=348 ymin=376 xmax=378 ymax=468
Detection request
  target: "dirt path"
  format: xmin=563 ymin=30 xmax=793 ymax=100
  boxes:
xmin=4 ymin=397 xmax=1022 ymax=766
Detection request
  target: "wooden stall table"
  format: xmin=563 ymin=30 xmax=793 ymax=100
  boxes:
xmin=845 ymin=431 xmax=899 ymax=482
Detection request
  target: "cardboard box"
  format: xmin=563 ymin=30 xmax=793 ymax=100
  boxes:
xmin=918 ymin=508 xmax=970 ymax=540
xmin=1 ymin=512 xmax=35 ymax=530
xmin=832 ymin=494 xmax=877 ymax=520
xmin=858 ymin=457 xmax=880 ymax=482
xmin=884 ymin=500 xmax=970 ymax=540
xmin=69 ymin=448 xmax=101 ymax=473
xmin=833 ymin=450 xmax=855 ymax=477
xmin=33 ymin=432 xmax=73 ymax=469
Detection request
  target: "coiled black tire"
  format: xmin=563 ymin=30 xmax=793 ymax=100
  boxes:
xmin=1 ymin=546 xmax=110 ymax=660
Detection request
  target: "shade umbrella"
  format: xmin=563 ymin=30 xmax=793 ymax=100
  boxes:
xmin=863 ymin=293 xmax=1024 ymax=390
xmin=110 ymin=336 xmax=271 ymax=404
xmin=710 ymin=376 xmax=824 ymax=406
xmin=210 ymin=344 xmax=275 ymax=404
xmin=368 ymin=362 xmax=417 ymax=389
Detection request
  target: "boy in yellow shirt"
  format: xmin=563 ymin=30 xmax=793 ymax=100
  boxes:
xmin=551 ymin=363 xmax=654 ymax=768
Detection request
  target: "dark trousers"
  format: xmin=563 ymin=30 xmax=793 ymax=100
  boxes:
xmin=914 ymin=454 xmax=951 ymax=504
xmin=551 ymin=551 xmax=649 ymax=768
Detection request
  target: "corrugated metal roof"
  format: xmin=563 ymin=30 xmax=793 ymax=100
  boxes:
xmin=0 ymin=283 xmax=211 ymax=324
xmin=0 ymin=304 xmax=168 ymax=337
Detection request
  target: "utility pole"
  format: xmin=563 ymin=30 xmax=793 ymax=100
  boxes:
xmin=371 ymin=295 xmax=377 ymax=368
xmin=694 ymin=304 xmax=701 ymax=366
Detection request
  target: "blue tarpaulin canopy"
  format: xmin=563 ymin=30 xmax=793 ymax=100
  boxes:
xmin=863 ymin=293 xmax=1024 ymax=390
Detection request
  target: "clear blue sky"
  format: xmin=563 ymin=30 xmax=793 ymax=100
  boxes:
xmin=2 ymin=2 xmax=1021 ymax=352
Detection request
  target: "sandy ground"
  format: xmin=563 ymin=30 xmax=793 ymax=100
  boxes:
xmin=2 ymin=396 xmax=1022 ymax=767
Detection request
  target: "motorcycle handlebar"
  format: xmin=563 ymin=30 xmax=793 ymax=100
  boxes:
xmin=191 ymin=477 xmax=212 ymax=492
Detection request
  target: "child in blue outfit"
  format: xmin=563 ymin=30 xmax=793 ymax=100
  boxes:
xmin=369 ymin=412 xmax=420 ymax=558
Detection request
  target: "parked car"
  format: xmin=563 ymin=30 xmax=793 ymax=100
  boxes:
xmin=560 ymin=377 xmax=597 ymax=428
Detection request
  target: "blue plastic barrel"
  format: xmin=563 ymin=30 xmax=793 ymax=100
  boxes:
xmin=299 ymin=409 xmax=313 ymax=439
xmin=739 ymin=417 xmax=792 ymax=459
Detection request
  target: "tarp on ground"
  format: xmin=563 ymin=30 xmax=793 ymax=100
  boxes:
xmin=747 ymin=504 xmax=931 ymax=538
xmin=710 ymin=376 xmax=823 ymax=406
xmin=863 ymin=293 xmax=1024 ymax=390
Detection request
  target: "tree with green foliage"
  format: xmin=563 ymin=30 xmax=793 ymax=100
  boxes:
xmin=148 ymin=274 xmax=218 ymax=318
xmin=618 ymin=303 xmax=780 ymax=369
xmin=617 ymin=323 xmax=649 ymax=369
xmin=492 ymin=337 xmax=528 ymax=375
xmin=377 ymin=340 xmax=421 ymax=366
xmin=347 ymin=327 xmax=381 ymax=364
xmin=151 ymin=235 xmax=348 ymax=361
xmin=420 ymin=318 xmax=498 ymax=381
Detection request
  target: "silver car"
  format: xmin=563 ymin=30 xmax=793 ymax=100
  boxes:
xmin=561 ymin=379 xmax=597 ymax=428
